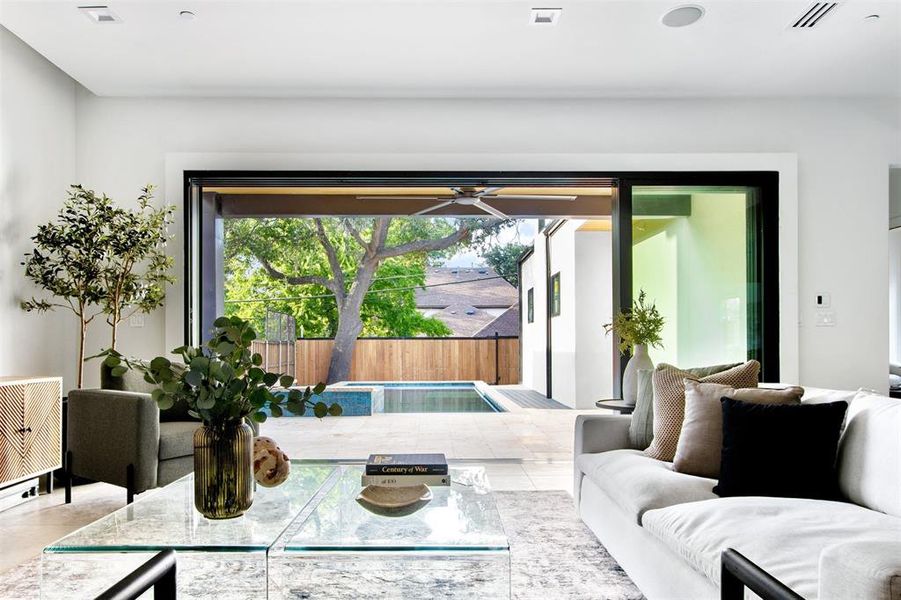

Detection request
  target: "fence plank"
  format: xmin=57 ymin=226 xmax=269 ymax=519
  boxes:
xmin=280 ymin=338 xmax=520 ymax=384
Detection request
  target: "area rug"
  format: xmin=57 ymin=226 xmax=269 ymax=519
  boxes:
xmin=0 ymin=491 xmax=643 ymax=600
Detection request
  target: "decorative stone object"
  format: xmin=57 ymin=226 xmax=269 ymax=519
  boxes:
xmin=253 ymin=436 xmax=290 ymax=487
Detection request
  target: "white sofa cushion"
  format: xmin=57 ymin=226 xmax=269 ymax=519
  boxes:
xmin=819 ymin=541 xmax=901 ymax=600
xmin=837 ymin=391 xmax=901 ymax=517
xmin=576 ymin=449 xmax=717 ymax=524
xmin=642 ymin=496 xmax=901 ymax=599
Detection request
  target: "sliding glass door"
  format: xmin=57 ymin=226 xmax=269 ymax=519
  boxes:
xmin=615 ymin=177 xmax=779 ymax=386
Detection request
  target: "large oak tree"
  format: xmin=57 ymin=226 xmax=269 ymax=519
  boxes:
xmin=225 ymin=217 xmax=504 ymax=383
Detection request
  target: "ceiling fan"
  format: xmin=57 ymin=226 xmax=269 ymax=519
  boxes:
xmin=356 ymin=187 xmax=578 ymax=219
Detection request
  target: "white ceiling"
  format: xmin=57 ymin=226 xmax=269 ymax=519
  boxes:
xmin=1 ymin=0 xmax=899 ymax=98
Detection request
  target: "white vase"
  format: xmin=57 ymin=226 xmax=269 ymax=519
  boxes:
xmin=622 ymin=344 xmax=654 ymax=406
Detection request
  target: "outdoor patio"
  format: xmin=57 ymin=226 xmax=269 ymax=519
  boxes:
xmin=261 ymin=389 xmax=605 ymax=492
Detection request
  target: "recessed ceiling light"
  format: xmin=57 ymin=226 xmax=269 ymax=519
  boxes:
xmin=661 ymin=5 xmax=705 ymax=28
xmin=179 ymin=10 xmax=196 ymax=20
xmin=78 ymin=5 xmax=123 ymax=24
xmin=530 ymin=8 xmax=562 ymax=26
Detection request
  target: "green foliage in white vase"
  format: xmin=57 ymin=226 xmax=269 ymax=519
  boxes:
xmin=603 ymin=290 xmax=665 ymax=354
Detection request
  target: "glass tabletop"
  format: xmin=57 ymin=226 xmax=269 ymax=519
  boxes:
xmin=45 ymin=464 xmax=336 ymax=553
xmin=282 ymin=466 xmax=509 ymax=553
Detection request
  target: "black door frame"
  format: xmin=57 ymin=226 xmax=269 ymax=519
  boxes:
xmin=614 ymin=172 xmax=781 ymax=387
xmin=183 ymin=169 xmax=780 ymax=389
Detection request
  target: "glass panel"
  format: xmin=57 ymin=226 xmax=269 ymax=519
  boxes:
xmin=631 ymin=186 xmax=756 ymax=368
xmin=44 ymin=465 xmax=335 ymax=553
xmin=283 ymin=466 xmax=508 ymax=552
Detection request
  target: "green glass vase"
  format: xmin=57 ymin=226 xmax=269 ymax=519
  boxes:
xmin=193 ymin=421 xmax=254 ymax=519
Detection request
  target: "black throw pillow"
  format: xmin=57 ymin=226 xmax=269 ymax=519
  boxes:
xmin=714 ymin=397 xmax=848 ymax=500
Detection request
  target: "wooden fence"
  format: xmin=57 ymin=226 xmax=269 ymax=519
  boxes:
xmin=254 ymin=337 xmax=520 ymax=385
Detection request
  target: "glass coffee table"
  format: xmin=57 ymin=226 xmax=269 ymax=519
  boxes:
xmin=41 ymin=465 xmax=336 ymax=599
xmin=41 ymin=464 xmax=510 ymax=599
xmin=270 ymin=466 xmax=510 ymax=599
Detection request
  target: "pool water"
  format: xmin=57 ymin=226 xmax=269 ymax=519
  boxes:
xmin=347 ymin=382 xmax=502 ymax=413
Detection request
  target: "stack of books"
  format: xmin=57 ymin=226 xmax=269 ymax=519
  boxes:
xmin=361 ymin=453 xmax=450 ymax=487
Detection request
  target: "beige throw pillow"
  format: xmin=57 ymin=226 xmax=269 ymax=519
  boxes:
xmin=645 ymin=360 xmax=760 ymax=462
xmin=673 ymin=380 xmax=804 ymax=478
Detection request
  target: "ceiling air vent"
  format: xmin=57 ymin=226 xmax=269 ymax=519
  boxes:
xmin=791 ymin=2 xmax=838 ymax=28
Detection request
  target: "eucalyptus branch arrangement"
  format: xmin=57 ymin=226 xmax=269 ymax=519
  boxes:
xmin=603 ymin=290 xmax=665 ymax=354
xmin=99 ymin=316 xmax=342 ymax=426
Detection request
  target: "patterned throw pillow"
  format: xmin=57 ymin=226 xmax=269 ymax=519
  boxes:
xmin=644 ymin=360 xmax=760 ymax=462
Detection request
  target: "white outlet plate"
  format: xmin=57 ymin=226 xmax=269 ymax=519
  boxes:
xmin=815 ymin=311 xmax=836 ymax=327
xmin=129 ymin=315 xmax=145 ymax=328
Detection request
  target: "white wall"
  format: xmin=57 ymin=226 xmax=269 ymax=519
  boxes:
xmin=549 ymin=221 xmax=578 ymax=406
xmin=575 ymin=229 xmax=613 ymax=407
xmin=0 ymin=27 xmax=78 ymax=389
xmin=890 ymin=168 xmax=901 ymax=365
xmin=519 ymin=240 xmax=546 ymax=395
xmin=1 ymin=43 xmax=897 ymax=391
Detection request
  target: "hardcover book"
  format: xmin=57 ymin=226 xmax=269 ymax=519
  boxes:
xmin=361 ymin=474 xmax=451 ymax=487
xmin=366 ymin=453 xmax=448 ymax=475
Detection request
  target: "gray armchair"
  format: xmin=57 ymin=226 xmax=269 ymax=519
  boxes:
xmin=65 ymin=363 xmax=200 ymax=504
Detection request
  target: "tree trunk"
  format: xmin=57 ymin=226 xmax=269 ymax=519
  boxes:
xmin=77 ymin=317 xmax=86 ymax=389
xmin=327 ymin=311 xmax=364 ymax=383
xmin=111 ymin=313 xmax=119 ymax=351
xmin=326 ymin=261 xmax=378 ymax=383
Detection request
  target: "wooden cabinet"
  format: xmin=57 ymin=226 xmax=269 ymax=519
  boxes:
xmin=0 ymin=377 xmax=62 ymax=489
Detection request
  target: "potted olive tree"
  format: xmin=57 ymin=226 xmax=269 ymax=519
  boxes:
xmin=604 ymin=290 xmax=665 ymax=406
xmin=103 ymin=316 xmax=342 ymax=519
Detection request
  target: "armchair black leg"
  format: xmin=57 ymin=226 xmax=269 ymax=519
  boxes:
xmin=126 ymin=463 xmax=135 ymax=505
xmin=65 ymin=450 xmax=73 ymax=504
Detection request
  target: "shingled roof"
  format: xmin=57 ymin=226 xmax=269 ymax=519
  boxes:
xmin=473 ymin=305 xmax=520 ymax=338
xmin=415 ymin=267 xmax=518 ymax=309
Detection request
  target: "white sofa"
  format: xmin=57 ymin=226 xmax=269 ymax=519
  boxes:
xmin=573 ymin=387 xmax=901 ymax=600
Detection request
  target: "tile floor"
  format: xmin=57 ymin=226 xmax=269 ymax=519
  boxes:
xmin=261 ymin=404 xmax=599 ymax=461
xmin=0 ymin=404 xmax=608 ymax=576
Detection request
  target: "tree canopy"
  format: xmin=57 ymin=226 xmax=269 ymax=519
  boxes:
xmin=481 ymin=241 xmax=531 ymax=287
xmin=223 ymin=217 xmax=471 ymax=337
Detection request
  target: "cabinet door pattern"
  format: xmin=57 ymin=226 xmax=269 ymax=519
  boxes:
xmin=0 ymin=378 xmax=62 ymax=487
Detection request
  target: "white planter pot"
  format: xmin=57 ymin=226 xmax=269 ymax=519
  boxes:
xmin=622 ymin=344 xmax=654 ymax=406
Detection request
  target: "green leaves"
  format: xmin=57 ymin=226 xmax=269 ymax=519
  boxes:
xmin=603 ymin=289 xmax=666 ymax=354
xmin=92 ymin=316 xmax=335 ymax=427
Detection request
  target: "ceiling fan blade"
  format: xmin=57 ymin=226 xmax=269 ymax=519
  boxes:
xmin=474 ymin=186 xmax=503 ymax=198
xmin=482 ymin=194 xmax=578 ymax=201
xmin=358 ymin=196 xmax=445 ymax=201
xmin=412 ymin=200 xmax=455 ymax=216
xmin=472 ymin=200 xmax=510 ymax=220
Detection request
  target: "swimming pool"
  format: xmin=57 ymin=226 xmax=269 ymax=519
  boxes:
xmin=270 ymin=381 xmax=505 ymax=416
xmin=346 ymin=382 xmax=504 ymax=413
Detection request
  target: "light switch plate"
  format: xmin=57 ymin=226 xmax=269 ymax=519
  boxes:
xmin=815 ymin=293 xmax=831 ymax=308
xmin=815 ymin=311 xmax=836 ymax=327
xmin=129 ymin=315 xmax=145 ymax=328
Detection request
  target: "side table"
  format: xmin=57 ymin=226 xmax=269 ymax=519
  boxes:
xmin=595 ymin=399 xmax=635 ymax=415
